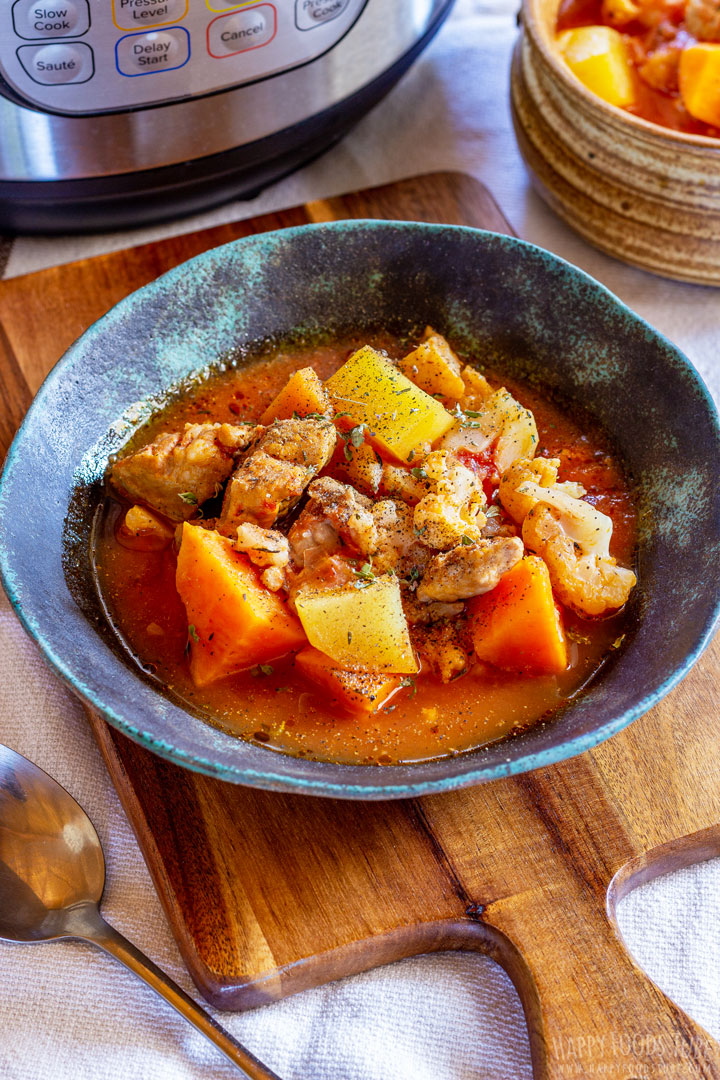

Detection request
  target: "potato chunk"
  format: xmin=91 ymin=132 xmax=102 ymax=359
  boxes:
xmin=557 ymin=26 xmax=636 ymax=108
xmin=397 ymin=328 xmax=465 ymax=400
xmin=325 ymin=346 xmax=455 ymax=463
xmin=294 ymin=573 xmax=418 ymax=674
xmin=176 ymin=524 xmax=305 ymax=686
xmin=680 ymin=44 xmax=720 ymax=126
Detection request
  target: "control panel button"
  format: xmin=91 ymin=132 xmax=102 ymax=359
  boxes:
xmin=115 ymin=27 xmax=190 ymax=75
xmin=295 ymin=0 xmax=350 ymax=30
xmin=12 ymin=0 xmax=90 ymax=40
xmin=206 ymin=1 xmax=258 ymax=10
xmin=207 ymin=5 xmax=276 ymax=58
xmin=112 ymin=0 xmax=188 ymax=31
xmin=16 ymin=40 xmax=94 ymax=83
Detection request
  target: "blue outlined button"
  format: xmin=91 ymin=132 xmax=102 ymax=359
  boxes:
xmin=115 ymin=26 xmax=189 ymax=76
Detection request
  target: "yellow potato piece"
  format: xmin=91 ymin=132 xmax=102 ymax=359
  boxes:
xmin=325 ymin=346 xmax=455 ymax=463
xmin=294 ymin=573 xmax=418 ymax=674
xmin=557 ymin=26 xmax=636 ymax=108
xmin=680 ymin=44 xmax=720 ymax=127
xmin=397 ymin=328 xmax=465 ymax=400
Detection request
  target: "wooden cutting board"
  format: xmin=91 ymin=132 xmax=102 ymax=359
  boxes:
xmin=1 ymin=172 xmax=719 ymax=1080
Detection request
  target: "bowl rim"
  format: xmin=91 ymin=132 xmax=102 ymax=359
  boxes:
xmin=521 ymin=0 xmax=720 ymax=153
xmin=1 ymin=218 xmax=719 ymax=799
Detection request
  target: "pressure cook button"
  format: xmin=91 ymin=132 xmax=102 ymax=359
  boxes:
xmin=112 ymin=0 xmax=188 ymax=31
xmin=12 ymin=0 xmax=90 ymax=40
xmin=295 ymin=0 xmax=350 ymax=30
xmin=207 ymin=5 xmax=276 ymax=57
xmin=115 ymin=27 xmax=190 ymax=75
xmin=16 ymin=41 xmax=94 ymax=83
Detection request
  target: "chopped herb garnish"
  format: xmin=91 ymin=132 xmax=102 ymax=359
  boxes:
xmin=485 ymin=505 xmax=501 ymax=519
xmin=349 ymin=425 xmax=366 ymax=448
xmin=188 ymin=623 xmax=199 ymax=643
xmin=410 ymin=467 xmax=428 ymax=480
xmin=567 ymin=627 xmax=591 ymax=645
xmin=395 ymin=387 xmax=411 ymax=394
xmin=611 ymin=635 xmax=626 ymax=650
xmin=464 ymin=409 xmax=483 ymax=418
xmin=408 ymin=450 xmax=415 ymax=462
xmin=354 ymin=562 xmax=375 ymax=581
xmin=400 ymin=676 xmax=417 ymax=696
xmin=343 ymin=443 xmax=353 ymax=463
xmin=460 ymin=535 xmax=474 ymax=546
xmin=179 ymin=491 xmax=198 ymax=505
xmin=250 ymin=664 xmax=274 ymax=677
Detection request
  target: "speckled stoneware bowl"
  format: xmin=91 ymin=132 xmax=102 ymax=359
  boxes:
xmin=0 ymin=221 xmax=718 ymax=798
xmin=511 ymin=0 xmax=720 ymax=284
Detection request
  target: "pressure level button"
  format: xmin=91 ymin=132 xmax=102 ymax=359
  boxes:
xmin=207 ymin=5 xmax=276 ymax=58
xmin=12 ymin=0 xmax=90 ymax=39
xmin=16 ymin=41 xmax=94 ymax=83
xmin=112 ymin=0 xmax=189 ymax=32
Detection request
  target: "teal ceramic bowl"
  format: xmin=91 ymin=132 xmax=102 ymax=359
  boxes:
xmin=0 ymin=221 xmax=718 ymax=799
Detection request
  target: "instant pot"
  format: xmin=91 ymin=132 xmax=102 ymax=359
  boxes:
xmin=0 ymin=0 xmax=454 ymax=232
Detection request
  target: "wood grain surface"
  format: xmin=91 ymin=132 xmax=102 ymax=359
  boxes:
xmin=1 ymin=172 xmax=718 ymax=1080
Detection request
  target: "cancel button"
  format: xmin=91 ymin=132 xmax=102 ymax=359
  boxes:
xmin=207 ymin=5 xmax=276 ymax=57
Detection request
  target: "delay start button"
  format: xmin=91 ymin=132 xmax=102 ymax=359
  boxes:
xmin=17 ymin=40 xmax=94 ymax=83
xmin=115 ymin=27 xmax=190 ymax=76
xmin=12 ymin=0 xmax=90 ymax=40
xmin=295 ymin=0 xmax=350 ymax=30
xmin=207 ymin=4 xmax=276 ymax=58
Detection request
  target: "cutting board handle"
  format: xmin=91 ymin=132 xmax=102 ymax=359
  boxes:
xmin=479 ymin=826 xmax=720 ymax=1079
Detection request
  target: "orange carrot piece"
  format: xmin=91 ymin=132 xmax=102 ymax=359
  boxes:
xmin=467 ymin=556 xmax=567 ymax=675
xmin=260 ymin=367 xmax=330 ymax=424
xmin=176 ymin=523 xmax=306 ymax=687
xmin=294 ymin=646 xmax=401 ymax=714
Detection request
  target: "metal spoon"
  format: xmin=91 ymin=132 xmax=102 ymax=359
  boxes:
xmin=0 ymin=743 xmax=280 ymax=1079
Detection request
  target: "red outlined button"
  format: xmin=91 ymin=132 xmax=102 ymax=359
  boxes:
xmin=206 ymin=3 xmax=276 ymax=58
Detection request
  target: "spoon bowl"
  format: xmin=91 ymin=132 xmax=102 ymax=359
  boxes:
xmin=0 ymin=743 xmax=279 ymax=1079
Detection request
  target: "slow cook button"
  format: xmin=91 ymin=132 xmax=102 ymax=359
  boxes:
xmin=295 ymin=0 xmax=350 ymax=30
xmin=112 ymin=0 xmax=188 ymax=31
xmin=12 ymin=0 xmax=90 ymax=40
xmin=116 ymin=27 xmax=190 ymax=76
xmin=207 ymin=5 xmax=276 ymax=57
xmin=16 ymin=41 xmax=94 ymax=83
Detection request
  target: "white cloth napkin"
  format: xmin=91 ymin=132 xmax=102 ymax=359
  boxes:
xmin=1 ymin=1 xmax=719 ymax=1077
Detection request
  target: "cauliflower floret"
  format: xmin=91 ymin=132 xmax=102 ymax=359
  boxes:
xmin=523 ymin=506 xmax=636 ymax=617
xmin=440 ymin=388 xmax=539 ymax=472
xmin=499 ymin=457 xmax=586 ymax=525
xmin=413 ymin=451 xmax=487 ymax=550
xmin=517 ymin=480 xmax=612 ymax=558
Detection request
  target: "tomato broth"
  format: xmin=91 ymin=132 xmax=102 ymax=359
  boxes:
xmin=96 ymin=337 xmax=637 ymax=766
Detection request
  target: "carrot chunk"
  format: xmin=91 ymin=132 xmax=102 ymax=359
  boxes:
xmin=260 ymin=367 xmax=331 ymax=424
xmin=176 ymin=523 xmax=306 ymax=687
xmin=294 ymin=647 xmax=401 ymax=714
xmin=467 ymin=556 xmax=567 ymax=675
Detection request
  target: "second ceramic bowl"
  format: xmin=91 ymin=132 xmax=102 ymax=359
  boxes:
xmin=511 ymin=0 xmax=720 ymax=284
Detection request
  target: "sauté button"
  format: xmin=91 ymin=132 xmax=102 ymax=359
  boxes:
xmin=115 ymin=27 xmax=190 ymax=75
xmin=12 ymin=0 xmax=90 ymax=40
xmin=207 ymin=5 xmax=276 ymax=57
xmin=295 ymin=0 xmax=350 ymax=30
xmin=16 ymin=41 xmax=94 ymax=83
xmin=112 ymin=0 xmax=188 ymax=31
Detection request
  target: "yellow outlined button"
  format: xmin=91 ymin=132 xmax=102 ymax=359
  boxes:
xmin=112 ymin=0 xmax=188 ymax=32
xmin=206 ymin=0 xmax=258 ymax=12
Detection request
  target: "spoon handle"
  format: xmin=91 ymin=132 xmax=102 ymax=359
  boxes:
xmin=79 ymin=908 xmax=281 ymax=1079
